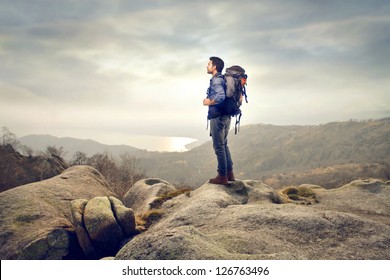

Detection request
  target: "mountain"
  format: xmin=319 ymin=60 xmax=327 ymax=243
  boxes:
xmin=18 ymin=134 xmax=145 ymax=160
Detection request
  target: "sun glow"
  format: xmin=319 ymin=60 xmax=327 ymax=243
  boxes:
xmin=167 ymin=137 xmax=197 ymax=152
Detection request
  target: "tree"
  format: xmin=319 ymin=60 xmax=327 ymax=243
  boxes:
xmin=119 ymin=152 xmax=145 ymax=189
xmin=85 ymin=151 xmax=146 ymax=197
xmin=44 ymin=145 xmax=67 ymax=159
xmin=20 ymin=145 xmax=34 ymax=157
xmin=87 ymin=152 xmax=116 ymax=176
xmin=1 ymin=127 xmax=20 ymax=149
xmin=70 ymin=151 xmax=88 ymax=165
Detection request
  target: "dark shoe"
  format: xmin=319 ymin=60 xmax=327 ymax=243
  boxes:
xmin=209 ymin=174 xmax=228 ymax=185
xmin=227 ymin=170 xmax=235 ymax=181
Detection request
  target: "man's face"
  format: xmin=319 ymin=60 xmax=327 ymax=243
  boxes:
xmin=207 ymin=60 xmax=216 ymax=74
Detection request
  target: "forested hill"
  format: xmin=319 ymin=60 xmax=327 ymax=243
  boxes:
xmin=7 ymin=118 xmax=390 ymax=189
xmin=141 ymin=118 xmax=390 ymax=187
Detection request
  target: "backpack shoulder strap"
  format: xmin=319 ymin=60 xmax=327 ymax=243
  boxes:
xmin=217 ymin=74 xmax=227 ymax=92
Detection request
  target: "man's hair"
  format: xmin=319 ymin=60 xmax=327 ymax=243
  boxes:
xmin=209 ymin=56 xmax=224 ymax=73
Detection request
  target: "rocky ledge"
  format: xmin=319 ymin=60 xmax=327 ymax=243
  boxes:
xmin=1 ymin=166 xmax=389 ymax=260
xmin=117 ymin=179 xmax=390 ymax=260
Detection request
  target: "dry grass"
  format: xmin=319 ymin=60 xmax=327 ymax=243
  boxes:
xmin=135 ymin=209 xmax=164 ymax=231
xmin=149 ymin=188 xmax=191 ymax=209
xmin=279 ymin=186 xmax=319 ymax=205
xmin=135 ymin=188 xmax=191 ymax=231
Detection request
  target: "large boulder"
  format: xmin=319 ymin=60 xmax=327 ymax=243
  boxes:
xmin=116 ymin=179 xmax=390 ymax=260
xmin=70 ymin=199 xmax=104 ymax=259
xmin=109 ymin=196 xmax=137 ymax=236
xmin=0 ymin=165 xmax=114 ymax=259
xmin=310 ymin=179 xmax=390 ymax=225
xmin=70 ymin=196 xmax=138 ymax=259
xmin=83 ymin=197 xmax=124 ymax=256
xmin=123 ymin=178 xmax=176 ymax=213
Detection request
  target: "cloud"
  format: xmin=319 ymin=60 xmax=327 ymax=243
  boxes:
xmin=0 ymin=0 xmax=389 ymax=145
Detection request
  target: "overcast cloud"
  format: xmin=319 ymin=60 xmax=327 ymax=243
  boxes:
xmin=0 ymin=0 xmax=389 ymax=148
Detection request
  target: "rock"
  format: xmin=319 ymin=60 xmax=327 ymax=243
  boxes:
xmin=0 ymin=165 xmax=114 ymax=259
xmin=109 ymin=196 xmax=138 ymax=236
xmin=243 ymin=180 xmax=283 ymax=204
xmin=311 ymin=179 xmax=390 ymax=225
xmin=100 ymin=256 xmax=115 ymax=260
xmin=70 ymin=196 xmax=138 ymax=259
xmin=123 ymin=178 xmax=176 ymax=213
xmin=116 ymin=179 xmax=390 ymax=260
xmin=83 ymin=197 xmax=123 ymax=256
xmin=70 ymin=199 xmax=104 ymax=259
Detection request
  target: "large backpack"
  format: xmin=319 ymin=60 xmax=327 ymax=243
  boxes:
xmin=220 ymin=65 xmax=248 ymax=134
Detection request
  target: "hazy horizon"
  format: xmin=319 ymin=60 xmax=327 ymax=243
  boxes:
xmin=12 ymin=116 xmax=388 ymax=153
xmin=1 ymin=0 xmax=389 ymax=148
xmin=18 ymin=132 xmax=199 ymax=153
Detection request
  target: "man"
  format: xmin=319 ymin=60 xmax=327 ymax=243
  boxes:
xmin=203 ymin=56 xmax=235 ymax=185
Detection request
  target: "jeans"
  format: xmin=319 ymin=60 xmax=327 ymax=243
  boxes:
xmin=210 ymin=115 xmax=233 ymax=176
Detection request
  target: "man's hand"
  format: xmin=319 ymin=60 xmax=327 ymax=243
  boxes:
xmin=203 ymin=98 xmax=215 ymax=106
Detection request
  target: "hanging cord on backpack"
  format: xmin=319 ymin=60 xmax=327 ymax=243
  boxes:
xmin=234 ymin=111 xmax=242 ymax=134
xmin=242 ymin=85 xmax=248 ymax=103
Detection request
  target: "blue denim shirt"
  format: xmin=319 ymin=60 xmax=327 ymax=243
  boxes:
xmin=206 ymin=73 xmax=226 ymax=119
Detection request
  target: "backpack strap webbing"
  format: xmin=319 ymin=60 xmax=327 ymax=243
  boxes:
xmin=234 ymin=112 xmax=242 ymax=134
xmin=242 ymin=86 xmax=248 ymax=103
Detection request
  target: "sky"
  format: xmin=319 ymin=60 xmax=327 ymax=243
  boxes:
xmin=1 ymin=0 xmax=389 ymax=151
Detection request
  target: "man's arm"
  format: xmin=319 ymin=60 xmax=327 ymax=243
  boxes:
xmin=203 ymin=78 xmax=225 ymax=106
